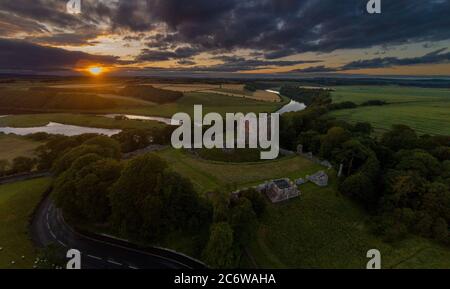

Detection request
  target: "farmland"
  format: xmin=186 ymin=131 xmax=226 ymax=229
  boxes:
xmin=0 ymin=134 xmax=41 ymax=162
xmin=329 ymin=86 xmax=450 ymax=135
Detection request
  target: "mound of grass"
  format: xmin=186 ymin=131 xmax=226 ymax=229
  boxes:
xmin=0 ymin=178 xmax=52 ymax=269
xmin=156 ymin=148 xmax=323 ymax=194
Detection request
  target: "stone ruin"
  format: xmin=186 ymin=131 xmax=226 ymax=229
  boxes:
xmin=306 ymin=171 xmax=329 ymax=187
xmin=255 ymin=178 xmax=300 ymax=203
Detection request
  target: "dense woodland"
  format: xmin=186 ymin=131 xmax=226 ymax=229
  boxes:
xmin=27 ymin=127 xmax=263 ymax=268
xmin=279 ymin=86 xmax=450 ymax=245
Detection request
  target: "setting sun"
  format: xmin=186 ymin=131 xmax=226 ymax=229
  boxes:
xmin=88 ymin=66 xmax=103 ymax=76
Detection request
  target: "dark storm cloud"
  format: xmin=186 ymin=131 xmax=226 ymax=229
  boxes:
xmin=289 ymin=49 xmax=450 ymax=73
xmin=0 ymin=38 xmax=122 ymax=71
xmin=25 ymin=32 xmax=101 ymax=46
xmin=290 ymin=65 xmax=337 ymax=73
xmin=341 ymin=48 xmax=450 ymax=70
xmin=119 ymin=0 xmax=450 ymax=59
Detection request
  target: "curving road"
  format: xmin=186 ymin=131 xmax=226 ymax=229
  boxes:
xmin=31 ymin=195 xmax=206 ymax=269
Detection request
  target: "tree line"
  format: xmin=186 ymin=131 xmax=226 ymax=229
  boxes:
xmin=279 ymin=86 xmax=450 ymax=245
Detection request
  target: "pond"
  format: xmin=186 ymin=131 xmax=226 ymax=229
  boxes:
xmin=0 ymin=122 xmax=121 ymax=137
xmin=276 ymin=99 xmax=307 ymax=114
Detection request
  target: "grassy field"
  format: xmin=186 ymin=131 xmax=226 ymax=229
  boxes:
xmin=329 ymin=86 xmax=450 ymax=135
xmin=0 ymin=90 xmax=285 ymax=129
xmin=0 ymin=178 xmax=52 ymax=269
xmin=248 ymin=175 xmax=450 ymax=269
xmin=0 ymin=134 xmax=41 ymax=161
xmin=156 ymin=148 xmax=323 ymax=194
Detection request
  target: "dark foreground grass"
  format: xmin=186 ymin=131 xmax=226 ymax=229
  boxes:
xmin=248 ymin=175 xmax=450 ymax=269
xmin=0 ymin=178 xmax=52 ymax=269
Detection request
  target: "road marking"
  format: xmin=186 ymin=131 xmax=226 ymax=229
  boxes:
xmin=49 ymin=229 xmax=56 ymax=239
xmin=57 ymin=239 xmax=67 ymax=247
xmin=128 ymin=265 xmax=139 ymax=269
xmin=87 ymin=254 xmax=102 ymax=260
xmin=107 ymin=260 xmax=123 ymax=266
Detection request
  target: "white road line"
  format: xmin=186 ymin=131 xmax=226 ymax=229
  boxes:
xmin=46 ymin=221 xmax=51 ymax=231
xmin=87 ymin=254 xmax=102 ymax=260
xmin=49 ymin=229 xmax=56 ymax=239
xmin=128 ymin=265 xmax=139 ymax=269
xmin=107 ymin=260 xmax=123 ymax=266
xmin=57 ymin=239 xmax=67 ymax=247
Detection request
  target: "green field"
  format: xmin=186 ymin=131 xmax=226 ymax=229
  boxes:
xmin=248 ymin=175 xmax=450 ymax=269
xmin=156 ymin=148 xmax=323 ymax=194
xmin=0 ymin=178 xmax=52 ymax=269
xmin=0 ymin=134 xmax=41 ymax=162
xmin=329 ymin=86 xmax=450 ymax=135
xmin=0 ymin=91 xmax=285 ymax=129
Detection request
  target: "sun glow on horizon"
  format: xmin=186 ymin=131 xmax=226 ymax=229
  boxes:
xmin=88 ymin=66 xmax=104 ymax=76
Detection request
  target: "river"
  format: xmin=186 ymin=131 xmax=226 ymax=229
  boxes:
xmin=0 ymin=122 xmax=121 ymax=137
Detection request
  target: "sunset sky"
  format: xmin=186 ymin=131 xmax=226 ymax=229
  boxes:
xmin=0 ymin=0 xmax=449 ymax=76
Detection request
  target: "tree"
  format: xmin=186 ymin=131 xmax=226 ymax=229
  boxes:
xmin=339 ymin=173 xmax=375 ymax=206
xmin=11 ymin=157 xmax=35 ymax=174
xmin=354 ymin=122 xmax=373 ymax=135
xmin=109 ymin=153 xmax=211 ymax=240
xmin=240 ymin=189 xmax=266 ymax=218
xmin=381 ymin=125 xmax=418 ymax=152
xmin=432 ymin=218 xmax=449 ymax=242
xmin=395 ymin=149 xmax=440 ymax=179
xmin=320 ymin=127 xmax=351 ymax=159
xmin=0 ymin=159 xmax=9 ymax=176
xmin=53 ymin=154 xmax=122 ymax=222
xmin=113 ymin=129 xmax=151 ymax=153
xmin=202 ymin=222 xmax=238 ymax=268
xmin=52 ymin=136 xmax=121 ymax=175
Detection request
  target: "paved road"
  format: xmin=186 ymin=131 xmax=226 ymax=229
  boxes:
xmin=0 ymin=172 xmax=51 ymax=185
xmin=31 ymin=195 xmax=206 ymax=269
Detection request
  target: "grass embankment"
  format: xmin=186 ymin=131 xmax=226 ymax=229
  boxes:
xmin=329 ymin=86 xmax=450 ymax=135
xmin=0 ymin=134 xmax=41 ymax=161
xmin=248 ymin=175 xmax=450 ymax=269
xmin=156 ymin=148 xmax=323 ymax=194
xmin=0 ymin=178 xmax=52 ymax=269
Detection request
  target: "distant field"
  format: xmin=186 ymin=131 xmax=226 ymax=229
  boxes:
xmin=329 ymin=86 xmax=450 ymax=135
xmin=156 ymin=148 xmax=323 ymax=194
xmin=247 ymin=175 xmax=450 ymax=269
xmin=0 ymin=178 xmax=52 ymax=269
xmin=121 ymin=91 xmax=286 ymax=118
xmin=143 ymin=83 xmax=281 ymax=102
xmin=0 ymin=113 xmax=165 ymax=130
xmin=0 ymin=135 xmax=41 ymax=162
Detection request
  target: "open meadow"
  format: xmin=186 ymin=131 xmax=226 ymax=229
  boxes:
xmin=329 ymin=86 xmax=450 ymax=135
xmin=247 ymin=175 xmax=450 ymax=269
